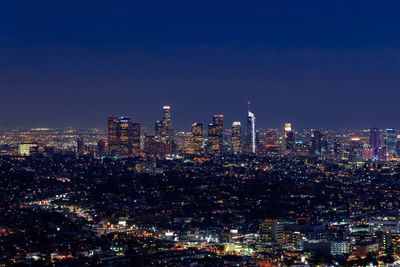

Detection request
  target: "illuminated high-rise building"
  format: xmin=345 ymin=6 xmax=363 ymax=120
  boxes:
xmin=247 ymin=110 xmax=256 ymax=154
xmin=191 ymin=123 xmax=204 ymax=154
xmin=155 ymin=106 xmax=175 ymax=154
xmin=385 ymin=128 xmax=397 ymax=159
xmin=18 ymin=143 xmax=38 ymax=157
xmin=283 ymin=123 xmax=295 ymax=153
xmin=108 ymin=116 xmax=119 ymax=155
xmin=332 ymin=139 xmax=343 ymax=160
xmin=155 ymin=120 xmax=163 ymax=140
xmin=208 ymin=123 xmax=217 ymax=153
xmin=370 ymin=128 xmax=381 ymax=160
xmin=348 ymin=137 xmax=363 ymax=161
xmin=231 ymin=122 xmax=241 ymax=154
xmin=214 ymin=114 xmax=224 ymax=152
xmin=162 ymin=106 xmax=172 ymax=138
xmin=260 ymin=219 xmax=284 ymax=244
xmin=208 ymin=115 xmax=224 ymax=154
xmin=176 ymin=131 xmax=194 ymax=155
xmin=130 ymin=122 xmax=141 ymax=156
xmin=118 ymin=117 xmax=131 ymax=156
xmin=107 ymin=116 xmax=141 ymax=157
xmin=311 ymin=130 xmax=322 ymax=156
xmin=286 ymin=132 xmax=295 ymax=149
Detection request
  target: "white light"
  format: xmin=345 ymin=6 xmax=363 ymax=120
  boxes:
xmin=165 ymin=231 xmax=174 ymax=237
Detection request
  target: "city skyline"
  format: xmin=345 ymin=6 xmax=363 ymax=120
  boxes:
xmin=0 ymin=102 xmax=399 ymax=131
xmin=4 ymin=2 xmax=400 ymax=266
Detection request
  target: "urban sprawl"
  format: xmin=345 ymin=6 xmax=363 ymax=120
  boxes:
xmin=1 ymin=106 xmax=400 ymax=266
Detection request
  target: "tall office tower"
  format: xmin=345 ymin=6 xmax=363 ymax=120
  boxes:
xmin=231 ymin=122 xmax=242 ymax=154
xmin=311 ymin=130 xmax=322 ymax=156
xmin=108 ymin=116 xmax=141 ymax=157
xmin=286 ymin=132 xmax=295 ymax=150
xmin=162 ymin=106 xmax=172 ymax=136
xmin=118 ymin=117 xmax=131 ymax=156
xmin=97 ymin=139 xmax=106 ymax=158
xmin=191 ymin=123 xmax=204 ymax=154
xmin=108 ymin=116 xmax=119 ymax=155
xmin=283 ymin=123 xmax=295 ymax=153
xmin=260 ymin=219 xmax=285 ymax=244
xmin=130 ymin=122 xmax=141 ymax=156
xmin=208 ymin=124 xmax=217 ymax=153
xmin=176 ymin=131 xmax=194 ymax=154
xmin=333 ymin=139 xmax=343 ymax=160
xmin=369 ymin=128 xmax=381 ymax=160
xmin=208 ymin=115 xmax=224 ymax=154
xmin=247 ymin=111 xmax=256 ymax=153
xmin=385 ymin=128 xmax=397 ymax=159
xmin=76 ymin=138 xmax=85 ymax=156
xmin=154 ymin=120 xmax=163 ymax=140
xmin=155 ymin=106 xmax=175 ymax=154
xmin=348 ymin=137 xmax=363 ymax=161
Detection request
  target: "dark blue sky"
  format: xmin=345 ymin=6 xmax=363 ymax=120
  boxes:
xmin=1 ymin=1 xmax=400 ymax=130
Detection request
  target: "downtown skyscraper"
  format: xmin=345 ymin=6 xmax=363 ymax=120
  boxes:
xmin=161 ymin=106 xmax=172 ymax=138
xmin=208 ymin=115 xmax=224 ymax=154
xmin=311 ymin=130 xmax=322 ymax=156
xmin=231 ymin=122 xmax=242 ymax=154
xmin=247 ymin=110 xmax=256 ymax=154
xmin=191 ymin=123 xmax=204 ymax=155
xmin=385 ymin=128 xmax=397 ymax=159
xmin=155 ymin=106 xmax=175 ymax=154
xmin=283 ymin=123 xmax=295 ymax=154
xmin=108 ymin=116 xmax=141 ymax=157
xmin=370 ymin=127 xmax=381 ymax=160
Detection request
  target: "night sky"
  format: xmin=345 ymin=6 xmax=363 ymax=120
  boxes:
xmin=1 ymin=1 xmax=400 ymax=130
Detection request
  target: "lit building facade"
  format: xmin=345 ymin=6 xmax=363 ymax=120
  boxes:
xmin=283 ymin=123 xmax=295 ymax=154
xmin=208 ymin=115 xmax=224 ymax=154
xmin=311 ymin=130 xmax=322 ymax=156
xmin=108 ymin=116 xmax=119 ymax=154
xmin=191 ymin=123 xmax=204 ymax=155
xmin=18 ymin=143 xmax=38 ymax=157
xmin=176 ymin=131 xmax=194 ymax=155
xmin=131 ymin=122 xmax=141 ymax=156
xmin=155 ymin=106 xmax=175 ymax=154
xmin=231 ymin=122 xmax=241 ymax=154
xmin=260 ymin=219 xmax=285 ymax=244
xmin=246 ymin=111 xmax=256 ymax=154
xmin=385 ymin=128 xmax=397 ymax=159
xmin=107 ymin=116 xmax=141 ymax=157
xmin=369 ymin=128 xmax=381 ymax=160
